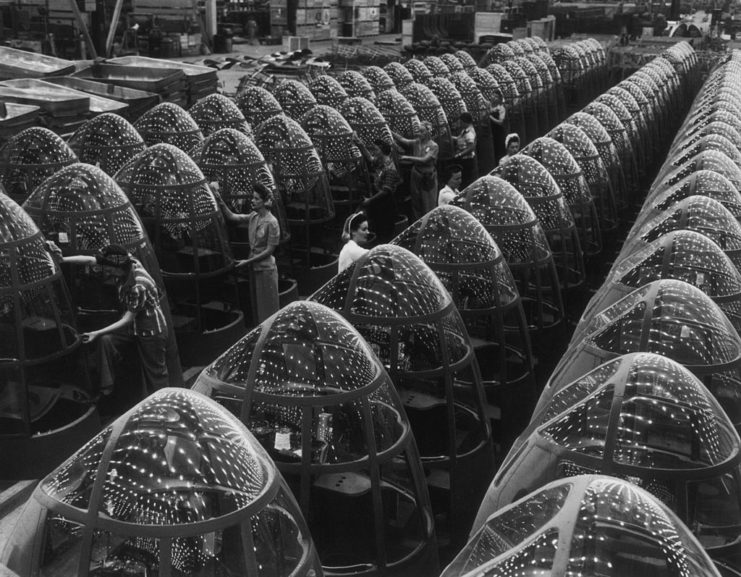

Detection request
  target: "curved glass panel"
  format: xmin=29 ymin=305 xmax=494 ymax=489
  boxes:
xmin=68 ymin=113 xmax=145 ymax=177
xmin=133 ymin=102 xmax=203 ymax=152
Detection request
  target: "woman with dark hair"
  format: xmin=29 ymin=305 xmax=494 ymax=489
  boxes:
xmin=498 ymin=132 xmax=521 ymax=166
xmin=454 ymin=111 xmax=478 ymax=188
xmin=363 ymin=139 xmax=403 ymax=243
xmin=73 ymin=243 xmax=169 ymax=398
xmin=393 ymin=120 xmax=440 ymax=220
xmin=338 ymin=212 xmax=370 ymax=273
xmin=212 ymin=181 xmax=281 ymax=323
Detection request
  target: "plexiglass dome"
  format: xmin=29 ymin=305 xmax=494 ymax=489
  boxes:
xmin=475 ymin=353 xmax=741 ymax=576
xmin=300 ymin=105 xmax=369 ymax=209
xmin=375 ymin=89 xmax=421 ymax=139
xmin=311 ymin=244 xmax=494 ymax=546
xmin=663 ymin=134 xmax=741 ymax=179
xmin=335 ymin=70 xmax=376 ymax=102
xmin=307 ymin=74 xmax=348 ymax=108
xmin=114 ymin=143 xmax=233 ymax=276
xmin=454 ymin=50 xmax=477 ymax=73
xmin=0 ymin=388 xmax=323 ymax=577
xmin=399 ymin=82 xmax=451 ymax=145
xmin=67 ymin=113 xmax=146 ymax=177
xmin=23 ymin=162 xmax=157 ymax=272
xmin=403 ymin=59 xmax=433 ymax=84
xmin=0 ymin=127 xmax=77 ymax=203
xmin=634 ymin=170 xmax=741 ymax=236
xmin=494 ymin=154 xmax=585 ymax=291
xmin=271 ymin=79 xmax=317 ymax=120
xmin=133 ymin=102 xmax=204 ymax=152
xmin=450 ymin=72 xmax=490 ymax=126
xmin=576 ymin=230 xmax=741 ymax=341
xmin=193 ymin=301 xmax=438 ymax=576
xmin=424 ymin=77 xmax=468 ymax=134
xmin=482 ymin=43 xmax=515 ymax=67
xmin=383 ymin=61 xmax=415 ymax=89
xmin=466 ymin=67 xmax=505 ymax=110
xmin=422 ymin=56 xmax=450 ymax=78
xmin=620 ymin=195 xmax=741 ymax=273
xmin=449 ymin=475 xmax=721 ymax=577
xmin=391 ymin=205 xmax=536 ymax=441
xmin=234 ymin=84 xmax=283 ymax=127
xmin=254 ymin=115 xmax=333 ymax=226
xmin=0 ymin=190 xmax=77 ymax=366
xmin=565 ymin=111 xmax=627 ymax=209
xmin=543 ymin=280 xmax=741 ymax=427
xmin=522 ymin=136 xmax=602 ymax=256
xmin=362 ymin=65 xmax=395 ymax=94
xmin=338 ymin=96 xmax=394 ymax=151
xmin=548 ymin=122 xmax=618 ymax=231
xmin=188 ymin=93 xmax=252 ymax=138
xmin=452 ymin=176 xmax=565 ymax=332
xmin=582 ymin=101 xmax=638 ymax=191
xmin=671 ymin=121 xmax=741 ymax=158
xmin=189 ymin=128 xmax=286 ymax=234
xmin=439 ymin=54 xmax=465 ymax=74
xmin=299 ymin=105 xmax=362 ymax=167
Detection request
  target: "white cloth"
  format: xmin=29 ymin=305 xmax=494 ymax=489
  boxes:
xmin=438 ymin=185 xmax=458 ymax=206
xmin=338 ymin=240 xmax=368 ymax=273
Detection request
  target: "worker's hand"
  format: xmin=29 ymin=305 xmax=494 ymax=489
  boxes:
xmin=45 ymin=240 xmax=64 ymax=264
xmin=81 ymin=331 xmax=98 ymax=344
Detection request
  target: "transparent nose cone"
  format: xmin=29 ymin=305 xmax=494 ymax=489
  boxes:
xmin=391 ymin=204 xmax=536 ymax=440
xmin=522 ymin=136 xmax=602 ymax=256
xmin=307 ymin=74 xmax=348 ymax=108
xmin=270 ymin=79 xmax=317 ymax=120
xmin=448 ymin=475 xmax=722 ymax=577
xmin=439 ymin=53 xmax=465 ymax=74
xmin=422 ymin=55 xmax=451 ymax=78
xmin=474 ymin=352 xmax=741 ymax=576
xmin=193 ymin=300 xmax=439 ymax=576
xmin=338 ymin=96 xmax=394 ymax=151
xmin=403 ymin=59 xmax=433 ymax=84
xmin=233 ymin=84 xmax=283 ymax=127
xmin=548 ymin=122 xmax=619 ymax=232
xmin=189 ymin=128 xmax=287 ymax=241
xmin=336 ymin=69 xmax=377 ymax=102
xmin=399 ymin=82 xmax=451 ymax=144
xmin=254 ymin=114 xmax=333 ymax=226
xmin=621 ymin=195 xmax=741 ymax=273
xmin=188 ymin=92 xmax=252 ymax=138
xmin=114 ymin=143 xmax=234 ymax=276
xmin=67 ymin=112 xmax=145 ymax=177
xmin=375 ymin=88 xmax=421 ymax=140
xmin=0 ymin=388 xmax=323 ymax=577
xmin=0 ymin=190 xmax=77 ymax=365
xmin=383 ymin=61 xmax=415 ymax=90
xmin=362 ymin=65 xmax=396 ymax=94
xmin=634 ymin=168 xmax=741 ymax=237
xmin=576 ymin=230 xmax=741 ymax=342
xmin=0 ymin=126 xmax=77 ymax=203
xmin=452 ymin=175 xmax=565 ymax=332
xmin=311 ymin=244 xmax=494 ymax=549
xmin=424 ymin=76 xmax=468 ymax=135
xmin=493 ymin=154 xmax=585 ymax=291
xmin=133 ymin=101 xmax=204 ymax=153
xmin=543 ymin=279 xmax=741 ymax=428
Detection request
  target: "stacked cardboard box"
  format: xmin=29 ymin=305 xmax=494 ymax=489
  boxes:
xmin=272 ymin=0 xmax=340 ymax=40
xmin=339 ymin=0 xmax=379 ymax=37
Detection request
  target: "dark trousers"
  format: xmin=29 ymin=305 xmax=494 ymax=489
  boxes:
xmin=97 ymin=327 xmax=169 ymax=397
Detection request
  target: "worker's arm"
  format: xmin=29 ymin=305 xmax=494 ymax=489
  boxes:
xmin=81 ymin=310 xmax=135 ymax=343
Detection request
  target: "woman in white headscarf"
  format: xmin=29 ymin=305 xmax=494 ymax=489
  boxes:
xmin=498 ymin=133 xmax=521 ymax=166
